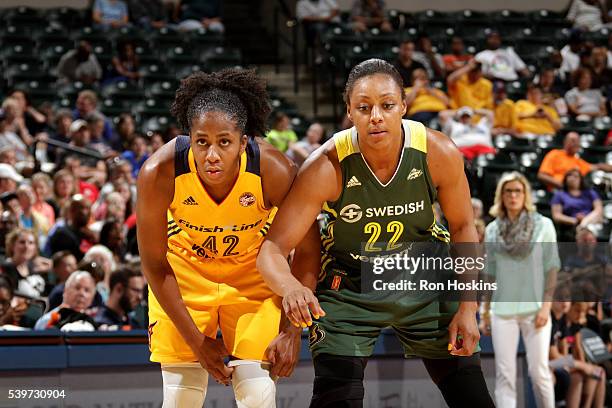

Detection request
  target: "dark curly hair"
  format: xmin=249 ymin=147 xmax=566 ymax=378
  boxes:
xmin=171 ymin=68 xmax=271 ymax=138
xmin=344 ymin=58 xmax=405 ymax=104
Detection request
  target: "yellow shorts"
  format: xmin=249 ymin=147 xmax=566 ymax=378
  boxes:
xmin=148 ymin=249 xmax=282 ymax=364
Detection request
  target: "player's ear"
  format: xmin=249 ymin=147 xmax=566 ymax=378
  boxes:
xmin=346 ymin=105 xmax=353 ymax=123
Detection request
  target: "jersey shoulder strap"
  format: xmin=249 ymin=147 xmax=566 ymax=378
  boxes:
xmin=404 ymin=120 xmax=427 ymax=153
xmin=333 ymin=128 xmax=359 ymax=162
xmin=174 ymin=135 xmax=191 ymax=178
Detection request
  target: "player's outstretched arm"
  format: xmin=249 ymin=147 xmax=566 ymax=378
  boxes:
xmin=257 ymin=143 xmax=340 ymax=327
xmin=137 ymin=140 xmax=232 ymax=384
xmin=427 ymin=129 xmax=480 ymax=357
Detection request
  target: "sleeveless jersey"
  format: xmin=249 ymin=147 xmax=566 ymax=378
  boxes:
xmin=166 ymin=136 xmax=274 ymax=267
xmin=320 ymin=120 xmax=450 ymax=281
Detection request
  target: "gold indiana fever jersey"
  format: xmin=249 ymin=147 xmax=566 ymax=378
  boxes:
xmin=166 ymin=136 xmax=275 ymax=270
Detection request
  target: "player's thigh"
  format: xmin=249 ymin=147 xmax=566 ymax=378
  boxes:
xmin=218 ymin=296 xmax=282 ymax=361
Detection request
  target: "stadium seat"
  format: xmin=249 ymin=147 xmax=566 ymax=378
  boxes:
xmin=133 ymin=98 xmax=173 ymax=121
xmin=43 ymin=7 xmax=87 ymax=29
xmin=100 ymin=97 xmax=131 ymax=117
xmin=101 ymin=80 xmax=145 ymax=102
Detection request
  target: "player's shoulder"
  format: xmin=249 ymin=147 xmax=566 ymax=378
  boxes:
xmin=256 ymin=136 xmax=297 ymax=178
xmin=425 ymin=127 xmax=462 ymax=161
xmin=138 ymin=137 xmax=178 ymax=182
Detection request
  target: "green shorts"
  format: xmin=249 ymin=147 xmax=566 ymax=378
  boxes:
xmin=309 ymin=289 xmax=479 ymax=359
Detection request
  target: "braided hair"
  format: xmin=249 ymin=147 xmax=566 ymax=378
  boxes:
xmin=171 ymin=68 xmax=271 ymax=138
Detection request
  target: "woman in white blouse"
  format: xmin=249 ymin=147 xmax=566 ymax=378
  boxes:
xmin=480 ymin=171 xmax=560 ymax=408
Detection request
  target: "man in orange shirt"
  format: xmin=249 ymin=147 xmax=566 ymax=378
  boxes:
xmin=537 ymin=131 xmax=612 ymax=189
xmin=447 ymin=59 xmax=493 ymax=111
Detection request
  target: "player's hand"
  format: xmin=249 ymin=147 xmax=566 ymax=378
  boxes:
xmin=193 ymin=336 xmax=234 ymax=385
xmin=448 ymin=302 xmax=480 ymax=356
xmin=282 ymin=286 xmax=325 ymax=328
xmin=265 ymin=325 xmax=302 ymax=378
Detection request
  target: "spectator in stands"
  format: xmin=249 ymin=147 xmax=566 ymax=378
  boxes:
xmin=73 ymin=91 xmax=119 ymax=150
xmin=443 ymin=36 xmax=472 ymax=74
xmin=62 ymin=156 xmax=104 ymax=202
xmin=48 ymin=260 xmax=104 ymax=311
xmin=56 ymin=41 xmax=103 ymax=86
xmin=116 ymin=113 xmax=136 ymax=150
xmin=0 ymin=275 xmax=26 ymax=327
xmin=50 ymin=170 xmax=77 ymax=219
xmin=561 ymin=30 xmax=585 ymax=80
xmin=551 ymin=168 xmax=602 ymax=241
xmin=0 ymin=164 xmax=22 ymax=196
xmin=447 ymin=59 xmax=493 ymax=111
xmin=83 ymin=245 xmax=117 ymax=302
xmin=106 ymin=40 xmax=141 ymax=85
xmin=149 ymin=131 xmax=167 ymax=153
xmin=56 ymin=120 xmax=104 ymax=173
xmin=589 ymin=46 xmax=612 ymax=88
xmin=514 ymin=83 xmax=562 ymax=136
xmin=480 ymin=171 xmax=558 ymax=408
xmin=16 ymin=184 xmax=50 ymax=245
xmin=31 ymin=173 xmax=55 ymax=228
xmin=296 ymin=0 xmax=340 ymax=54
xmin=121 ymin=134 xmax=149 ymax=178
xmin=47 ymin=195 xmax=97 ymax=261
xmin=92 ymin=0 xmax=129 ymax=30
xmin=93 ymin=192 xmax=126 ymax=225
xmin=0 ymin=148 xmax=17 ymax=168
xmin=0 ymin=98 xmax=33 ymax=163
xmin=537 ymin=131 xmax=612 ymax=189
xmin=566 ymin=68 xmax=606 ymax=118
xmin=266 ymin=112 xmax=298 ymax=153
xmin=35 ymin=271 xmax=97 ymax=331
xmin=492 ymin=81 xmax=516 ymax=136
xmin=127 ymin=0 xmax=167 ymax=29
xmin=393 ymin=39 xmax=426 ymax=88
xmin=175 ymin=0 xmax=224 ymax=33
xmin=99 ymin=218 xmax=127 ymax=263
xmin=287 ymin=122 xmax=324 ymax=167
xmin=1 ymin=228 xmax=50 ymax=299
xmin=567 ymin=0 xmax=612 ymax=31
xmin=87 ymin=113 xmax=114 ymax=157
xmin=404 ymin=68 xmax=450 ymax=123
xmin=48 ymin=251 xmax=78 ymax=295
xmin=49 ymin=109 xmax=72 ymax=146
xmin=413 ymin=34 xmax=445 ymax=80
xmin=0 ymin=211 xmax=17 ymax=261
xmin=537 ymin=66 xmax=568 ymax=116
xmin=349 ymin=0 xmax=392 ymax=33
xmin=475 ymin=31 xmax=530 ymax=82
xmin=94 ymin=268 xmax=144 ymax=329
xmin=439 ymin=107 xmax=496 ymax=161
xmin=559 ymin=302 xmax=607 ymax=408
xmin=8 ymin=90 xmax=47 ymax=137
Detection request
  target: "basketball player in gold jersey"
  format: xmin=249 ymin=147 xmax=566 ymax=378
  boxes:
xmin=136 ymin=69 xmax=321 ymax=407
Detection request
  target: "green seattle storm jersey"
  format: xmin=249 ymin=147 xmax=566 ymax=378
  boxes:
xmin=319 ymin=119 xmax=450 ymax=284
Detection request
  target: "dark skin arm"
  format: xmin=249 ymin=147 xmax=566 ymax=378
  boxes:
xmin=258 ymin=140 xmax=322 ymax=378
xmin=427 ymin=129 xmax=480 ymax=356
xmin=257 ymin=141 xmax=339 ymax=326
xmin=137 ymin=139 xmax=233 ymax=385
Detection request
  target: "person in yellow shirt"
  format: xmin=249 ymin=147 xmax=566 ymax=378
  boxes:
xmin=447 ymin=59 xmax=493 ymax=111
xmin=405 ymin=68 xmax=450 ymax=123
xmin=492 ymin=81 xmax=516 ymax=136
xmin=514 ymin=84 xmax=562 ymax=136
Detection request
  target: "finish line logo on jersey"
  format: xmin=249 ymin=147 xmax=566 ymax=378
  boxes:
xmin=339 ymin=201 xmax=425 ymax=223
xmin=178 ymin=218 xmax=262 ymax=232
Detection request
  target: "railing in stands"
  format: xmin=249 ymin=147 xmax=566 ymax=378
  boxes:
xmin=274 ymin=0 xmax=299 ymax=94
xmin=32 ymin=138 xmax=106 ymax=174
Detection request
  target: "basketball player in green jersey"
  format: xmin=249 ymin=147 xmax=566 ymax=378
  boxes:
xmin=257 ymin=59 xmax=494 ymax=407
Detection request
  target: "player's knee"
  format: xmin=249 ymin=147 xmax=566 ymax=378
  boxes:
xmin=162 ymin=385 xmax=206 ymax=408
xmin=161 ymin=364 xmax=207 ymax=408
xmin=311 ymin=354 xmax=366 ymax=403
xmin=232 ymin=363 xmax=276 ymax=408
xmin=233 ymin=376 xmax=276 ymax=408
